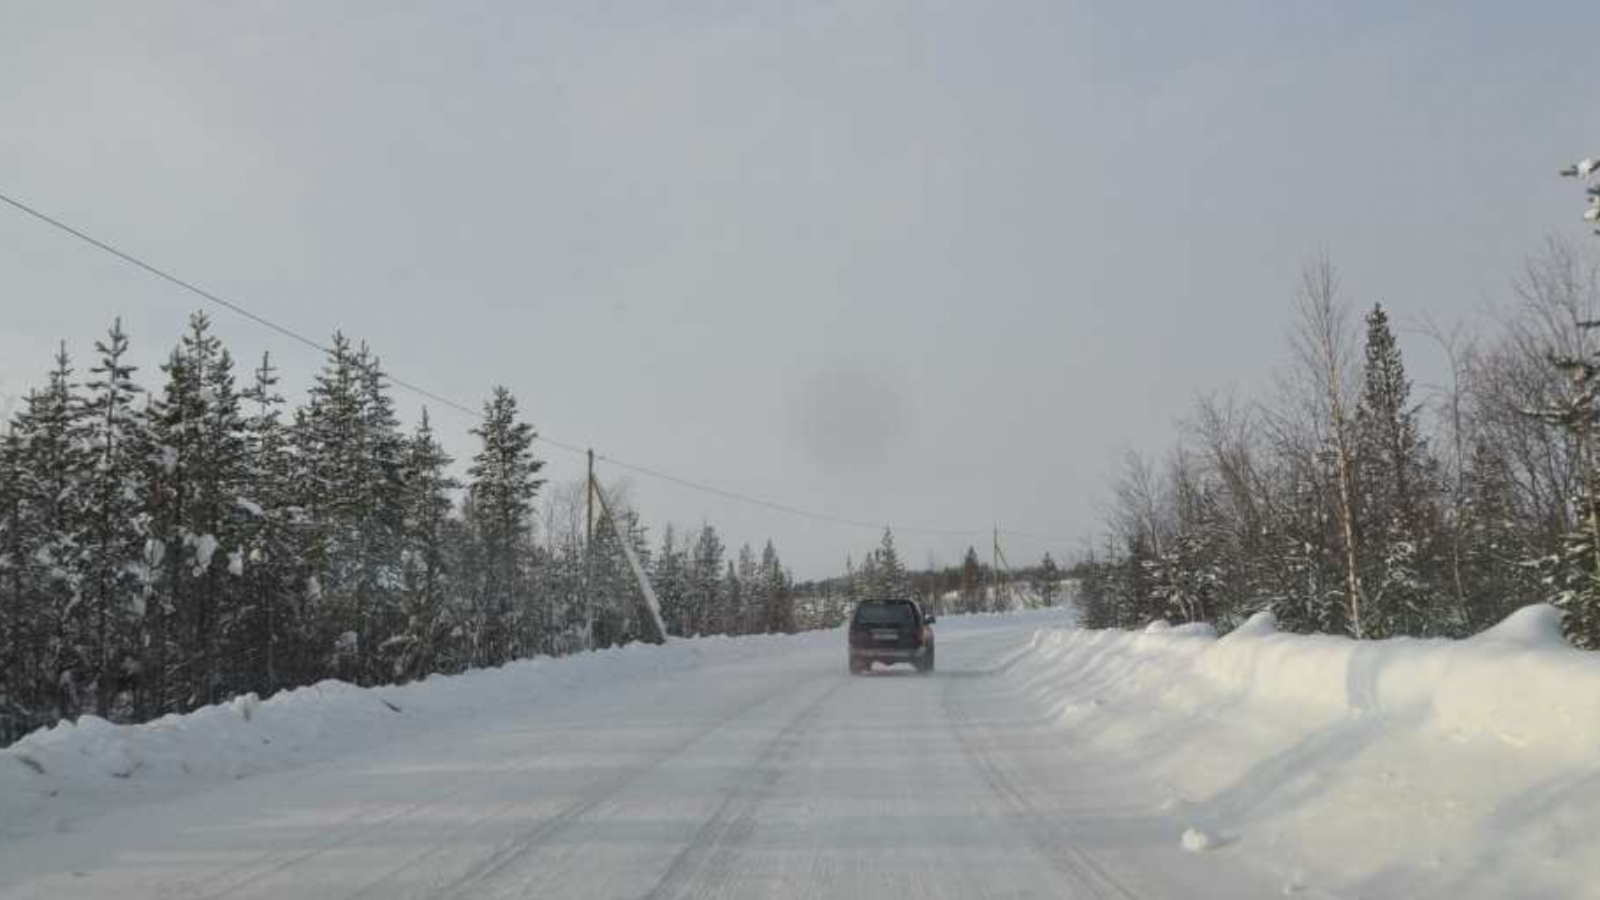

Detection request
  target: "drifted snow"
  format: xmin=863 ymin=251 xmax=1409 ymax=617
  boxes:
xmin=1 ymin=606 xmax=1599 ymax=898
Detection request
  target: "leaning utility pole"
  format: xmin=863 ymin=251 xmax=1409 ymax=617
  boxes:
xmin=992 ymin=525 xmax=1015 ymax=611
xmin=591 ymin=481 xmax=669 ymax=643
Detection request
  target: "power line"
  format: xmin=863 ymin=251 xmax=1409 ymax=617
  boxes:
xmin=0 ymin=189 xmax=583 ymax=453
xmin=598 ymin=451 xmax=988 ymax=538
xmin=0 ymin=188 xmax=1075 ymax=546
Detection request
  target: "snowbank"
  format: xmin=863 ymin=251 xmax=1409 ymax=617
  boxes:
xmin=1042 ymin=604 xmax=1600 ymax=762
xmin=1000 ymin=603 xmax=1600 ymax=898
xmin=0 ymin=630 xmax=835 ymax=843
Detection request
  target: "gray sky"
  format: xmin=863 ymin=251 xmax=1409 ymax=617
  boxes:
xmin=1 ymin=0 xmax=1593 ymax=577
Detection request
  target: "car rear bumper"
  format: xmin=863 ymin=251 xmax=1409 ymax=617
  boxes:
xmin=850 ymin=645 xmax=931 ymax=663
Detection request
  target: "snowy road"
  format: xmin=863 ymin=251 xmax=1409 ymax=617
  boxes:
xmin=0 ymin=615 xmax=1285 ymax=899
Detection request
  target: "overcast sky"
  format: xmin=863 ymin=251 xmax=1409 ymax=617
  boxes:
xmin=1 ymin=1 xmax=1593 ymax=577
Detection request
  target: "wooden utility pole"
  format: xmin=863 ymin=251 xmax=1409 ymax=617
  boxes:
xmin=584 ymin=448 xmax=595 ymax=650
xmin=992 ymin=525 xmax=1015 ymax=611
xmin=992 ymin=525 xmax=1001 ymax=612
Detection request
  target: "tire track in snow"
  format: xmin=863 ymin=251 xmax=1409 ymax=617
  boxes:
xmin=943 ymin=671 xmax=1146 ymax=900
xmin=336 ymin=670 xmax=835 ymax=900
xmin=173 ymin=739 xmax=567 ymax=900
xmin=634 ymin=677 xmax=844 ymax=900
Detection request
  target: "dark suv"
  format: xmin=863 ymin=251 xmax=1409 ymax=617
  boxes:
xmin=848 ymin=599 xmax=935 ymax=674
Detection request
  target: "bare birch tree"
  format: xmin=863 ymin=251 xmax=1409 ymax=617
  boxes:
xmin=1289 ymin=256 xmax=1367 ymax=637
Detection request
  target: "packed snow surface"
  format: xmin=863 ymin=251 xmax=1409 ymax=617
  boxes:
xmin=3 ymin=605 xmax=1599 ymax=898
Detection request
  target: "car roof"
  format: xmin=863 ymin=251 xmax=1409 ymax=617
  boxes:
xmin=853 ymin=598 xmax=920 ymax=612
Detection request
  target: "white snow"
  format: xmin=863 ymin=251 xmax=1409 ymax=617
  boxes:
xmin=189 ymin=533 xmax=219 ymax=573
xmin=1180 ymin=826 xmax=1217 ymax=852
xmin=2 ymin=605 xmax=1599 ymax=899
xmin=155 ymin=445 xmax=178 ymax=475
xmin=0 ymin=628 xmax=861 ymax=846
xmin=991 ymin=602 xmax=1600 ymax=897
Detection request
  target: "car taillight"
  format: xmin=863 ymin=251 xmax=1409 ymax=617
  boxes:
xmin=919 ymin=626 xmax=931 ymax=644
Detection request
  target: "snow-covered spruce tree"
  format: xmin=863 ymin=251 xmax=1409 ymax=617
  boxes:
xmin=143 ymin=313 xmax=250 ymax=711
xmin=735 ymin=543 xmax=760 ymax=634
xmin=527 ymin=521 xmax=582 ymax=656
xmin=714 ymin=558 xmax=741 ymax=637
xmin=393 ymin=409 xmax=458 ymax=681
xmin=1458 ymin=437 xmax=1536 ymax=632
xmin=190 ymin=317 xmax=250 ymax=703
xmin=140 ymin=347 xmax=190 ymax=716
xmin=1117 ymin=532 xmax=1161 ymax=628
xmin=586 ymin=507 xmax=630 ymax=647
xmin=653 ymin=525 xmax=689 ymax=636
xmin=1537 ymin=155 xmax=1600 ymax=648
xmin=465 ymin=386 xmax=544 ymax=666
xmin=1033 ymin=553 xmax=1061 ymax=607
xmin=289 ymin=333 xmax=359 ymax=681
xmin=0 ymin=347 xmax=89 ymax=732
xmin=290 ymin=334 xmax=408 ymax=683
xmin=349 ymin=345 xmax=408 ymax=682
xmin=78 ymin=320 xmax=148 ymax=718
xmin=1268 ymin=467 xmax=1348 ymax=636
xmin=759 ymin=540 xmax=795 ymax=633
xmin=685 ymin=525 xmax=724 ymax=637
xmin=0 ymin=420 xmax=30 ymax=742
xmin=1072 ymin=546 xmax=1122 ymax=629
xmin=1148 ymin=474 xmax=1227 ymax=626
xmin=855 ymin=551 xmax=880 ymax=605
xmin=236 ymin=351 xmax=299 ymax=693
xmin=1531 ymin=352 xmax=1600 ymax=649
xmin=1353 ymin=304 xmax=1451 ymax=637
xmin=25 ymin=346 xmax=91 ymax=720
xmin=959 ymin=545 xmax=983 ymax=613
xmin=868 ymin=528 xmax=910 ymax=599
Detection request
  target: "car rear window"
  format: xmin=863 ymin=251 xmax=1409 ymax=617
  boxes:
xmin=853 ymin=602 xmax=917 ymax=626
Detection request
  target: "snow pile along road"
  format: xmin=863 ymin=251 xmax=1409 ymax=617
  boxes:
xmin=0 ymin=630 xmax=837 ymax=842
xmin=985 ymin=604 xmax=1600 ymax=898
xmin=2 ymin=605 xmax=1597 ymax=899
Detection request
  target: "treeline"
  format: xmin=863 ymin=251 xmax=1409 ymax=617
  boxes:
xmin=1074 ymin=242 xmax=1600 ymax=649
xmin=0 ymin=312 xmax=799 ymax=745
xmin=794 ymin=529 xmax=1069 ymax=624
